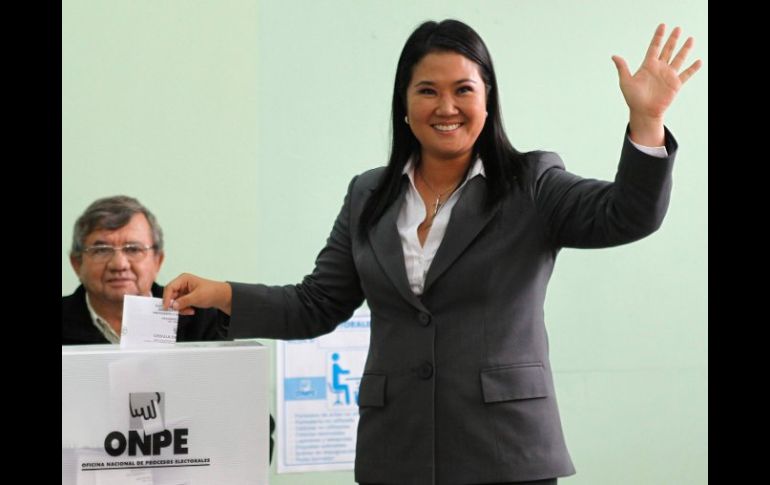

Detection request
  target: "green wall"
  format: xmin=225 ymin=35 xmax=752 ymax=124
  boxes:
xmin=62 ymin=1 xmax=707 ymax=483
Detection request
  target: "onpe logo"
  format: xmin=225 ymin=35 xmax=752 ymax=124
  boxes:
xmin=103 ymin=391 xmax=189 ymax=457
xmin=129 ymin=392 xmax=164 ymax=429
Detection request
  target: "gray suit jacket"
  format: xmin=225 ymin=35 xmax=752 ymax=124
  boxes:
xmin=228 ymin=129 xmax=678 ymax=484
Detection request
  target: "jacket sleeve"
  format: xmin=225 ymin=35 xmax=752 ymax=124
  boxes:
xmin=227 ymin=175 xmax=365 ymax=340
xmin=179 ymin=308 xmax=231 ymax=342
xmin=533 ymin=126 xmax=678 ymax=249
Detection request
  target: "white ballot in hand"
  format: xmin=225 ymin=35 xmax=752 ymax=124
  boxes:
xmin=120 ymin=295 xmax=179 ymax=349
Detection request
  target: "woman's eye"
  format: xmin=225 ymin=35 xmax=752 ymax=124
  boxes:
xmin=457 ymin=86 xmax=473 ymax=94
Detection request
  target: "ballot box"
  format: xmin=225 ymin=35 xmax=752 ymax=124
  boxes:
xmin=62 ymin=340 xmax=269 ymax=484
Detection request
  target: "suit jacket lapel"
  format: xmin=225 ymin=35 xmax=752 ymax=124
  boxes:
xmin=368 ymin=178 xmax=429 ymax=313
xmin=424 ymin=176 xmax=500 ymax=294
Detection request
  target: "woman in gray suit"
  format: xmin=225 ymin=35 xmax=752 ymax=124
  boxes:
xmin=163 ymin=20 xmax=700 ymax=485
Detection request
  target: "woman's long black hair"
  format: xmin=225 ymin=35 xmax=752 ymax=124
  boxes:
xmin=358 ymin=19 xmax=528 ymax=240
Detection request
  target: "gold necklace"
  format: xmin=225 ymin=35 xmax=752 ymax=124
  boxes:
xmin=417 ymin=169 xmax=462 ymax=217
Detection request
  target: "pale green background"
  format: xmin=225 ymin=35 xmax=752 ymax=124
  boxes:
xmin=62 ymin=0 xmax=707 ymax=483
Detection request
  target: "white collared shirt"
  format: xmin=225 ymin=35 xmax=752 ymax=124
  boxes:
xmin=394 ymin=139 xmax=665 ymax=296
xmin=398 ymin=157 xmax=486 ymax=295
xmin=85 ymin=292 xmax=120 ymax=343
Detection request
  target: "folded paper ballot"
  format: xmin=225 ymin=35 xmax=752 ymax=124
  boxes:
xmin=120 ymin=295 xmax=179 ymax=349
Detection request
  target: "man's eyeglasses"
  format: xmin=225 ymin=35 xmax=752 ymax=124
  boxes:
xmin=81 ymin=244 xmax=157 ymax=262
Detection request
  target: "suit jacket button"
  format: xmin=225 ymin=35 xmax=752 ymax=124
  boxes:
xmin=418 ymin=312 xmax=431 ymax=326
xmin=417 ymin=362 xmax=433 ymax=379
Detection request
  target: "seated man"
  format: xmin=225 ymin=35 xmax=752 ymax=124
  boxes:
xmin=62 ymin=195 xmax=274 ymax=460
xmin=62 ymin=195 xmax=227 ymax=343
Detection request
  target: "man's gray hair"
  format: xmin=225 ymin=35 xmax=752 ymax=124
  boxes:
xmin=70 ymin=195 xmax=164 ymax=258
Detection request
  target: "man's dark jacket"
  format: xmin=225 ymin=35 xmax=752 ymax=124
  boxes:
xmin=62 ymin=283 xmax=228 ymax=344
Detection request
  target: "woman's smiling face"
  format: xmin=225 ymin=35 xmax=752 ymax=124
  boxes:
xmin=406 ymin=51 xmax=487 ymax=164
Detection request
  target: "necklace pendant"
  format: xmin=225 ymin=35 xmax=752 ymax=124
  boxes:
xmin=433 ymin=197 xmax=441 ymax=217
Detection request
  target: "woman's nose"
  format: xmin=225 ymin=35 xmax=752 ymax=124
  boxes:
xmin=435 ymin=95 xmax=459 ymax=116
